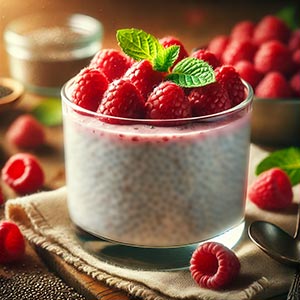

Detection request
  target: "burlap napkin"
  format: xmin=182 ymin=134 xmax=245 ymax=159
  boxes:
xmin=4 ymin=145 xmax=299 ymax=300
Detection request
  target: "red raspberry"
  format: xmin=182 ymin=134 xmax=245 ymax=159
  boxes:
xmin=215 ymin=65 xmax=245 ymax=106
xmin=255 ymin=72 xmax=292 ymax=98
xmin=146 ymin=81 xmax=191 ymax=119
xmin=123 ymin=60 xmax=164 ymax=101
xmin=98 ymin=79 xmax=145 ymax=124
xmin=89 ymin=49 xmax=133 ymax=82
xmin=289 ymin=29 xmax=300 ymax=52
xmin=0 ymin=221 xmax=25 ymax=264
xmin=222 ymin=40 xmax=257 ymax=65
xmin=253 ymin=15 xmax=291 ymax=45
xmin=207 ymin=35 xmax=230 ymax=61
xmin=231 ymin=20 xmax=255 ymax=42
xmin=290 ymin=72 xmax=300 ymax=97
xmin=72 ymin=67 xmax=109 ymax=112
xmin=254 ymin=40 xmax=293 ymax=75
xmin=191 ymin=49 xmax=220 ymax=69
xmin=190 ymin=242 xmax=240 ymax=290
xmin=234 ymin=60 xmax=263 ymax=89
xmin=1 ymin=153 xmax=44 ymax=195
xmin=248 ymin=168 xmax=293 ymax=210
xmin=188 ymin=82 xmax=231 ymax=116
xmin=159 ymin=36 xmax=188 ymax=67
xmin=5 ymin=114 xmax=45 ymax=149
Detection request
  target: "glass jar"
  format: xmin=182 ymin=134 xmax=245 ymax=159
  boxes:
xmin=4 ymin=13 xmax=103 ymax=96
xmin=62 ymin=78 xmax=253 ymax=250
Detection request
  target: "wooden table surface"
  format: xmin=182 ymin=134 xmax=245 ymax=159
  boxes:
xmin=0 ymin=1 xmax=295 ymax=299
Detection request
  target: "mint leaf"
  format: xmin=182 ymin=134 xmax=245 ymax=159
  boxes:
xmin=153 ymin=45 xmax=180 ymax=72
xmin=116 ymin=28 xmax=162 ymax=62
xmin=256 ymin=147 xmax=300 ymax=186
xmin=277 ymin=5 xmax=299 ymax=30
xmin=166 ymin=57 xmax=215 ymax=88
xmin=32 ymin=98 xmax=62 ymax=126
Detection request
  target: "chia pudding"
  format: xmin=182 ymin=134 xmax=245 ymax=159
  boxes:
xmin=62 ymin=80 xmax=252 ymax=247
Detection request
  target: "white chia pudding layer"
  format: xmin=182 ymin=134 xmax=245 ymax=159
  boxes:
xmin=63 ymin=109 xmax=251 ymax=247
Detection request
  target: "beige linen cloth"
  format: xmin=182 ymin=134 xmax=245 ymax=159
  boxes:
xmin=4 ymin=145 xmax=299 ymax=300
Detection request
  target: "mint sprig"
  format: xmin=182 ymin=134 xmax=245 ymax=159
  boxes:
xmin=256 ymin=147 xmax=300 ymax=186
xmin=166 ymin=57 xmax=215 ymax=88
xmin=117 ymin=28 xmax=179 ymax=72
xmin=116 ymin=28 xmax=215 ymax=88
xmin=277 ymin=5 xmax=299 ymax=30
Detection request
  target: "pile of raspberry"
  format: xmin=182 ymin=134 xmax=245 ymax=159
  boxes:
xmin=207 ymin=15 xmax=300 ymax=98
xmin=71 ymin=38 xmax=246 ymax=124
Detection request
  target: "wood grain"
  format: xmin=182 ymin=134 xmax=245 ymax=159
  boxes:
xmin=37 ymin=247 xmax=132 ymax=300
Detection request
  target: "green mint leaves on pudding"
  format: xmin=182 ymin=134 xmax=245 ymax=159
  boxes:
xmin=116 ymin=28 xmax=215 ymax=88
xmin=256 ymin=147 xmax=300 ymax=186
xmin=116 ymin=28 xmax=179 ymax=72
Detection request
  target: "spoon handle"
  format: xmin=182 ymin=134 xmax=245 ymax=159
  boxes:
xmin=287 ymin=269 xmax=300 ymax=300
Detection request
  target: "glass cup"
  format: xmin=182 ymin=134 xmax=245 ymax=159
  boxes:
xmin=61 ymin=79 xmax=253 ymax=269
xmin=4 ymin=13 xmax=103 ymax=97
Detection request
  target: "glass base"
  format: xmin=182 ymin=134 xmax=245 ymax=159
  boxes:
xmin=74 ymin=220 xmax=245 ymax=271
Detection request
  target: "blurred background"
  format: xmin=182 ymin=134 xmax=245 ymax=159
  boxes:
xmin=0 ymin=0 xmax=298 ymax=77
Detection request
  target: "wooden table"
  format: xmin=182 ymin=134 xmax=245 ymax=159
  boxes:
xmin=0 ymin=1 xmax=293 ymax=299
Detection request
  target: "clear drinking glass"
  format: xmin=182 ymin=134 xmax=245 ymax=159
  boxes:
xmin=61 ymin=79 xmax=253 ymax=269
xmin=4 ymin=13 xmax=102 ymax=96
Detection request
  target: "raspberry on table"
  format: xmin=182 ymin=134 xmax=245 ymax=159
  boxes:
xmin=215 ymin=65 xmax=245 ymax=106
xmin=254 ymin=40 xmax=293 ymax=75
xmin=72 ymin=67 xmax=109 ymax=112
xmin=0 ymin=221 xmax=25 ymax=264
xmin=145 ymin=81 xmax=192 ymax=120
xmin=234 ymin=60 xmax=263 ymax=89
xmin=89 ymin=49 xmax=133 ymax=82
xmin=1 ymin=153 xmax=44 ymax=195
xmin=207 ymin=35 xmax=230 ymax=61
xmin=255 ymin=71 xmax=292 ymax=98
xmin=188 ymin=82 xmax=231 ymax=116
xmin=222 ymin=40 xmax=257 ymax=65
xmin=5 ymin=114 xmax=45 ymax=150
xmin=253 ymin=15 xmax=291 ymax=45
xmin=248 ymin=168 xmax=293 ymax=210
xmin=230 ymin=20 xmax=255 ymax=42
xmin=190 ymin=242 xmax=240 ymax=290
xmin=98 ymin=79 xmax=145 ymax=124
xmin=123 ymin=60 xmax=164 ymax=101
xmin=191 ymin=49 xmax=220 ymax=69
xmin=159 ymin=36 xmax=189 ymax=68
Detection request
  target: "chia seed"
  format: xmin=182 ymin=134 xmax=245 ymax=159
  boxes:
xmin=0 ymin=85 xmax=13 ymax=98
xmin=0 ymin=271 xmax=87 ymax=300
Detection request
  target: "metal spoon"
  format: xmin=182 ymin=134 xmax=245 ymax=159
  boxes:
xmin=248 ymin=205 xmax=300 ymax=300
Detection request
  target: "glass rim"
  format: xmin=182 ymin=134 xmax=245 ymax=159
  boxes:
xmin=61 ymin=77 xmax=253 ymax=124
xmin=4 ymin=12 xmax=103 ymax=48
